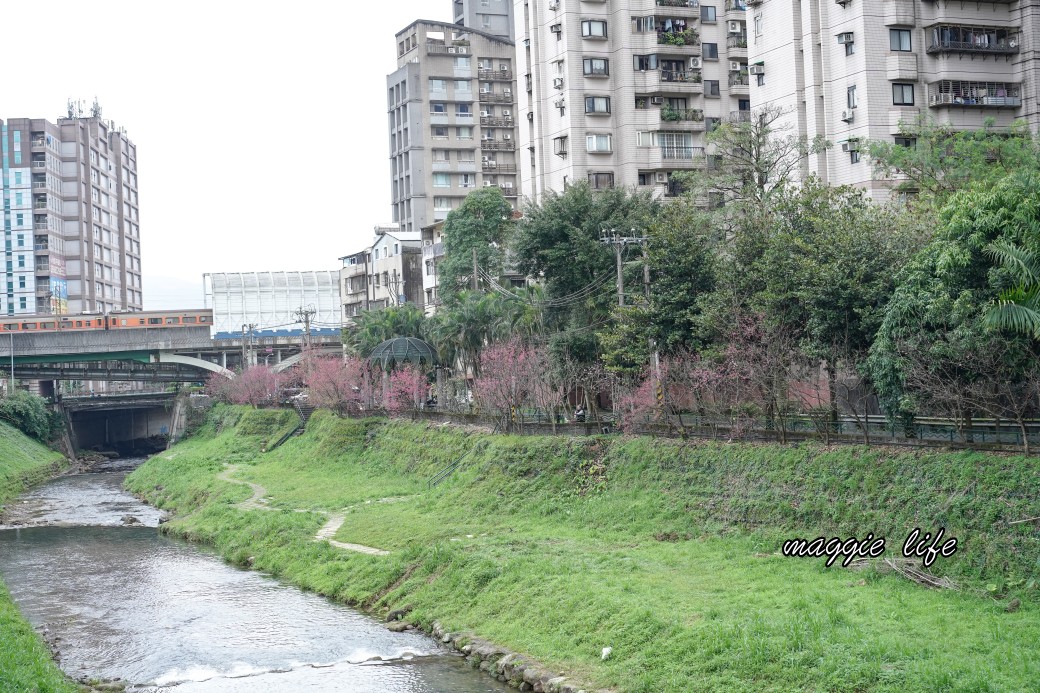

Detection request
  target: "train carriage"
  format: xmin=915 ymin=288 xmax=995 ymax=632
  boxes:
xmin=0 ymin=309 xmax=213 ymax=333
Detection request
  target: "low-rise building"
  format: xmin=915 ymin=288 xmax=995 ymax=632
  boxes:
xmin=339 ymin=224 xmax=424 ymax=324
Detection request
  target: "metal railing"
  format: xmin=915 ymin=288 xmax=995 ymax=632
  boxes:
xmin=656 ymin=0 xmax=699 ymax=6
xmin=661 ymin=145 xmax=706 ymax=159
xmin=478 ymin=69 xmax=512 ymax=80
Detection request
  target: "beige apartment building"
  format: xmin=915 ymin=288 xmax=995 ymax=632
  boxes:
xmin=454 ymin=0 xmax=516 ymax=39
xmin=748 ymin=0 xmax=1038 ymax=196
xmin=516 ymin=0 xmax=752 ymax=201
xmin=1 ymin=108 xmax=141 ymax=316
xmin=340 ymin=224 xmax=424 ymax=323
xmin=388 ymin=20 xmax=521 ymax=234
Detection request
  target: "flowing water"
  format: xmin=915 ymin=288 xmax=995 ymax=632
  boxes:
xmin=0 ymin=462 xmax=509 ymax=692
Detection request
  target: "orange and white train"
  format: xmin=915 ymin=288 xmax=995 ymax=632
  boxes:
xmin=0 ymin=309 xmax=213 ymax=333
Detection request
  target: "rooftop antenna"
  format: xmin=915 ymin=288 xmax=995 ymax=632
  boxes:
xmin=91 ymin=97 xmax=102 ymax=119
xmin=66 ymin=99 xmax=75 ymax=118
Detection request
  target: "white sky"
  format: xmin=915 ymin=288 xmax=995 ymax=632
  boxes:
xmin=3 ymin=1 xmax=453 ymax=310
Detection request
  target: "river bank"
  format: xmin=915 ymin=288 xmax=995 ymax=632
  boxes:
xmin=126 ymin=406 xmax=1040 ymax=692
xmin=0 ymin=419 xmax=78 ymax=693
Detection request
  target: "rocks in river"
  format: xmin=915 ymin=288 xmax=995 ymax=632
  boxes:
xmin=119 ymin=515 xmax=141 ymax=526
xmin=385 ymin=621 xmax=412 ymax=632
xmin=385 ymin=603 xmax=414 ymax=622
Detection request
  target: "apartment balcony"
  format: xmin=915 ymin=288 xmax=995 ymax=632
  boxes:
xmin=525 ymin=73 xmax=532 ymax=92
xmin=926 ymin=26 xmax=1020 ymax=56
xmin=480 ymin=140 xmax=516 ymax=151
xmin=478 ymin=69 xmax=513 ymax=80
xmin=34 ymin=221 xmax=49 ymax=230
xmin=423 ymin=242 xmax=445 ymax=260
xmin=31 ymin=137 xmax=46 ymax=148
xmin=427 ymin=41 xmax=471 ymax=55
xmin=729 ymin=110 xmax=752 ymax=122
xmin=729 ymin=73 xmax=750 ymax=93
xmin=725 ymin=0 xmax=748 ymax=10
xmin=660 ymin=107 xmax=705 ymax=126
xmin=929 ymin=80 xmax=1021 ymax=107
xmin=662 ymin=69 xmax=703 ymax=85
xmin=478 ymin=91 xmax=514 ymax=104
xmin=662 ymin=145 xmax=706 ymax=160
xmin=727 ymin=34 xmax=748 ymax=57
xmin=32 ymin=160 xmax=47 ymax=169
xmin=32 ymin=181 xmax=47 ymax=189
xmin=498 ymin=185 xmax=518 ymax=198
xmin=480 ymin=116 xmax=514 ymax=127
xmin=657 ymin=29 xmax=700 ymax=47
xmin=482 ymin=162 xmax=517 ymax=173
xmin=655 ymin=0 xmax=700 ymax=11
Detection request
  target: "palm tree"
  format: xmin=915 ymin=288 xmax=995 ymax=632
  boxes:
xmin=986 ymin=237 xmax=1040 ymax=339
xmin=344 ymin=304 xmax=426 ymax=356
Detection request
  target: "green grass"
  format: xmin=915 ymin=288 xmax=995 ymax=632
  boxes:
xmin=126 ymin=406 xmax=1040 ymax=693
xmin=0 ymin=420 xmax=77 ymax=693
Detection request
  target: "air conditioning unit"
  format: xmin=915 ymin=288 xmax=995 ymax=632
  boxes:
xmin=836 ymin=32 xmax=854 ymax=44
xmin=553 ymin=77 xmax=564 ymax=89
xmin=480 ymin=110 xmax=491 ymax=117
xmin=484 ymin=181 xmax=494 ymax=187
xmin=448 ymin=47 xmax=457 ymax=54
xmin=650 ymin=96 xmax=664 ymax=105
xmin=840 ymin=109 xmax=854 ymax=123
xmin=548 ymin=0 xmax=560 ymax=9
xmin=689 ymin=57 xmax=702 ymax=69
xmin=550 ymin=24 xmax=562 ymax=33
xmin=841 ymin=139 xmax=860 ymax=152
xmin=554 ymin=98 xmax=566 ymax=108
xmin=480 ymin=87 xmax=491 ymax=94
xmin=728 ymin=21 xmax=741 ymax=33
xmin=500 ymin=64 xmax=509 ymax=71
xmin=729 ymin=61 xmax=741 ymax=72
xmin=503 ymin=182 xmax=514 ymax=189
xmin=749 ymin=64 xmax=765 ymax=75
xmin=527 ymin=111 xmax=534 ymax=120
xmin=504 ymin=88 xmax=512 ymax=95
xmin=503 ymin=109 xmax=511 ymax=116
xmin=655 ymin=172 xmax=668 ymax=184
xmin=503 ymin=133 xmax=512 ymax=140
xmin=481 ymin=156 xmax=491 ymax=162
xmin=486 ymin=160 xmax=498 ymax=167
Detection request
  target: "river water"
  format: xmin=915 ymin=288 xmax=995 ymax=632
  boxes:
xmin=0 ymin=463 xmax=509 ymax=692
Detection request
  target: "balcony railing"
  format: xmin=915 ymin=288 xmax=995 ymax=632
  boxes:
xmin=926 ymin=26 xmax=1020 ymax=55
xmin=656 ymin=0 xmax=699 ymax=7
xmin=32 ymin=181 xmax=47 ymax=189
xmin=34 ymin=222 xmax=49 ymax=230
xmin=929 ymin=80 xmax=1021 ymax=107
xmin=479 ymin=92 xmax=514 ymax=103
xmin=482 ymin=162 xmax=517 ymax=173
xmin=727 ymin=34 xmax=748 ymax=48
xmin=480 ymin=140 xmax=516 ymax=151
xmin=32 ymin=161 xmax=47 ymax=168
xmin=726 ymin=0 xmax=748 ymax=9
xmin=31 ymin=138 xmax=46 ymax=147
xmin=423 ymin=242 xmax=445 ymax=259
xmin=661 ymin=145 xmax=706 ymax=160
xmin=662 ymin=70 xmax=702 ymax=83
xmin=729 ymin=110 xmax=752 ymax=122
xmin=661 ymin=107 xmax=704 ymax=121
xmin=426 ymin=41 xmax=471 ymax=55
xmin=478 ymin=69 xmax=513 ymax=80
xmin=480 ymin=116 xmax=514 ymax=127
xmin=729 ymin=73 xmax=750 ymax=86
xmin=498 ymin=185 xmax=518 ymax=197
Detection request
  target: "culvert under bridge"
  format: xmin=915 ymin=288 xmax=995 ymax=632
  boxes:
xmin=59 ymin=393 xmax=184 ymax=457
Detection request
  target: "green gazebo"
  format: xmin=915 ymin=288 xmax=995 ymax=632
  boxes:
xmin=367 ymin=337 xmax=438 ymax=371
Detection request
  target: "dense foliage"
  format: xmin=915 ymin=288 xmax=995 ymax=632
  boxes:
xmin=0 ymin=390 xmax=57 ymax=441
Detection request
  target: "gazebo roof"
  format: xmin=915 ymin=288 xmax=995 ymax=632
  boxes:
xmin=368 ymin=337 xmax=437 ymax=370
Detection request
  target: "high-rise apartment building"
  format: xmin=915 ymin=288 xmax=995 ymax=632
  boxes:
xmin=454 ymin=0 xmax=516 ymax=40
xmin=1 ymin=111 xmax=141 ymax=316
xmin=388 ymin=20 xmax=521 ymax=234
xmin=517 ymin=0 xmax=751 ymax=202
xmin=748 ymin=0 xmax=1038 ymax=196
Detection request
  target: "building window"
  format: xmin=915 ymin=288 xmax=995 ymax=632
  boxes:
xmin=433 ymin=173 xmax=450 ymax=187
xmin=460 ymin=173 xmax=476 ymax=188
xmin=847 ymin=85 xmax=858 ymax=109
xmin=432 ymin=127 xmax=449 ymax=139
xmin=585 ymin=96 xmax=611 ymax=113
xmin=459 ymin=150 xmax=475 ymax=162
xmin=431 ymin=102 xmax=447 ymax=114
xmin=457 ymin=126 xmax=473 ymax=139
xmin=703 ymin=43 xmax=719 ymax=60
xmin=705 ymin=80 xmax=720 ymax=96
xmin=454 ymin=80 xmax=471 ymax=93
xmin=553 ymin=136 xmax=569 ymax=156
xmin=583 ymin=58 xmax=609 ymax=76
xmin=434 ymin=196 xmax=452 ymax=211
xmin=581 ymin=19 xmax=608 ymax=38
xmin=894 ymin=136 xmax=917 ymax=148
xmin=850 ymin=149 xmax=861 ymax=164
xmin=701 ymin=5 xmax=716 ymax=22
xmin=845 ymin=41 xmax=855 ymax=56
xmin=892 ymin=83 xmax=914 ymax=105
xmin=633 ymin=54 xmax=658 ymax=71
xmin=454 ymin=56 xmax=471 ymax=69
xmin=429 ymin=78 xmax=447 ymax=91
xmin=588 ymin=172 xmax=614 ymax=189
xmin=890 ymin=28 xmax=911 ymax=52
xmin=756 ymin=73 xmax=765 ymax=87
xmin=753 ymin=14 xmax=762 ymax=37
xmin=433 ymin=149 xmax=449 ymax=162
xmin=456 ymin=104 xmax=472 ymax=117
xmin=586 ymin=134 xmax=612 ymax=152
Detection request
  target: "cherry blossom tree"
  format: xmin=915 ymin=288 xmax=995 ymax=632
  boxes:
xmin=470 ymin=338 xmax=538 ymax=431
xmin=228 ymin=366 xmax=283 ymax=408
xmin=384 ymin=363 xmax=428 ymax=416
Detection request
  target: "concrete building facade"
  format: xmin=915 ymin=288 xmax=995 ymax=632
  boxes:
xmin=340 ymin=224 xmax=424 ymax=323
xmin=454 ymin=0 xmax=516 ymax=39
xmin=516 ymin=0 xmax=752 ymax=202
xmin=1 ymin=111 xmax=142 ymax=316
xmin=748 ymin=0 xmax=1038 ymax=196
xmin=388 ymin=20 xmax=521 ymax=234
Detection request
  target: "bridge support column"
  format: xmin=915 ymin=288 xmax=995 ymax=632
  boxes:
xmin=221 ymin=352 xmax=227 ymax=369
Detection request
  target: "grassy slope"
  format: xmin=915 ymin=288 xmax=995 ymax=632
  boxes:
xmin=127 ymin=407 xmax=1040 ymax=693
xmin=0 ymin=420 xmax=77 ymax=693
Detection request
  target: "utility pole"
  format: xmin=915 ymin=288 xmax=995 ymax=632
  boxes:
xmin=642 ymin=242 xmax=661 ymax=385
xmin=241 ymin=323 xmax=257 ymax=368
xmin=600 ymin=229 xmax=647 ymax=308
xmin=471 ymin=247 xmax=479 ymax=292
xmin=293 ymin=306 xmax=316 ymax=350
xmin=8 ymin=331 xmax=14 ymax=394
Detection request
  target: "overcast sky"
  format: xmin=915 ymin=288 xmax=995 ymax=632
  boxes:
xmin=3 ymin=1 xmax=453 ymax=310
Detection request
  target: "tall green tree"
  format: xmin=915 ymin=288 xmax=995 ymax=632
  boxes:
xmin=982 ymin=172 xmax=1040 ymax=338
xmin=438 ymin=187 xmax=515 ymax=304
